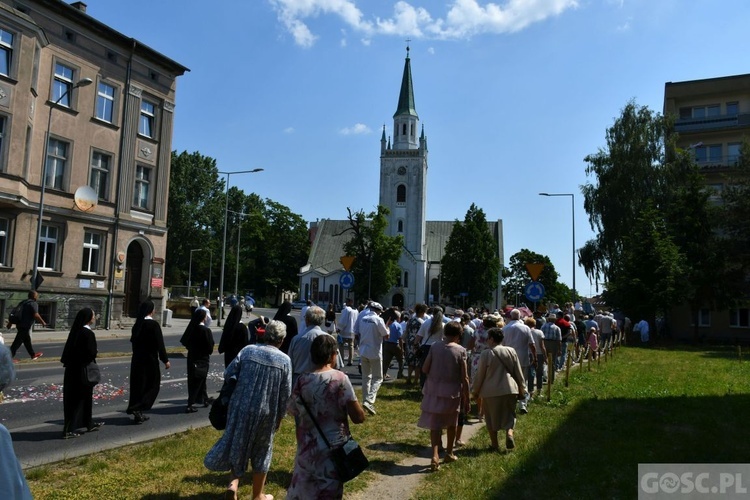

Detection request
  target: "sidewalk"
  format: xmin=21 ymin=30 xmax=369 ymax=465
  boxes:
xmin=27 ymin=316 xmax=194 ymax=343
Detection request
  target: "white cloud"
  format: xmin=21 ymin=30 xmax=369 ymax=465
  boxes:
xmin=427 ymin=46 xmax=435 ymax=54
xmin=268 ymin=0 xmax=578 ymax=47
xmin=284 ymin=127 xmax=295 ymax=134
xmin=339 ymin=123 xmax=372 ymax=135
xmin=616 ymin=16 xmax=632 ymax=32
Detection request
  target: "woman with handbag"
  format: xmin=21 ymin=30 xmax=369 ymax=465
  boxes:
xmin=204 ymin=320 xmax=291 ymax=500
xmin=126 ymin=300 xmax=170 ymax=424
xmin=287 ymin=334 xmax=366 ymax=499
xmin=181 ymin=308 xmax=214 ymax=413
xmin=60 ymin=308 xmax=103 ymax=439
xmin=418 ymin=321 xmax=470 ymax=471
xmin=471 ymin=327 xmax=526 ymax=451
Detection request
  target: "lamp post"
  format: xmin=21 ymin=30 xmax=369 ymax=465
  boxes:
xmin=227 ymin=210 xmax=248 ymax=298
xmin=31 ymin=77 xmax=93 ymax=290
xmin=189 ymin=248 xmax=202 ymax=297
xmin=539 ymin=192 xmax=576 ymax=303
xmin=218 ymin=169 xmax=263 ymax=325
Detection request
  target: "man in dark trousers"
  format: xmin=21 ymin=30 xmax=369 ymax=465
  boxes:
xmin=6 ymin=291 xmax=46 ymax=360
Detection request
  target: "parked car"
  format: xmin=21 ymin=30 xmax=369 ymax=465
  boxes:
xmin=291 ymin=300 xmax=307 ymax=309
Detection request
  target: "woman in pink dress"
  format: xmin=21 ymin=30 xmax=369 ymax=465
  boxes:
xmin=418 ymin=321 xmax=470 ymax=471
xmin=287 ymin=334 xmax=365 ymax=499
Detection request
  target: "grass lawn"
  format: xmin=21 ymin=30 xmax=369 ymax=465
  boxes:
xmin=25 ymin=345 xmax=750 ymax=499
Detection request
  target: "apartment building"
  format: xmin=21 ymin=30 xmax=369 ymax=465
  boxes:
xmin=0 ymin=0 xmax=187 ymax=329
xmin=664 ymin=73 xmax=750 ymax=341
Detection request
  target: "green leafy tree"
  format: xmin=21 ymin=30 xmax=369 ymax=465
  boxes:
xmin=342 ymin=206 xmax=403 ymax=301
xmin=719 ymin=141 xmax=750 ymax=302
xmin=581 ymin=101 xmax=727 ymax=327
xmin=441 ymin=204 xmax=500 ymax=306
xmin=502 ymin=249 xmax=569 ymax=307
xmin=256 ymin=200 xmax=310 ymax=303
xmin=166 ymin=151 xmax=224 ymax=293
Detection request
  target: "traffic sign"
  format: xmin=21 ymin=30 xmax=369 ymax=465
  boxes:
xmin=340 ymin=272 xmax=355 ymax=290
xmin=524 ymin=281 xmax=545 ymax=302
xmin=525 ymin=263 xmax=545 ymax=281
xmin=340 ymin=256 xmax=355 ymax=271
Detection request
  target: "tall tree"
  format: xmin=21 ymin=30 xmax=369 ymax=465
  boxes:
xmin=502 ymin=249 xmax=569 ymax=307
xmin=166 ymin=151 xmax=224 ymax=291
xmin=257 ymin=200 xmax=310 ymax=303
xmin=441 ymin=204 xmax=500 ymax=306
xmin=342 ymin=206 xmax=403 ymax=301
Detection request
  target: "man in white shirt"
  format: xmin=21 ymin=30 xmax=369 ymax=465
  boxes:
xmin=199 ymin=298 xmax=213 ymax=328
xmin=356 ymin=302 xmax=390 ymax=415
xmin=337 ymin=298 xmax=358 ymax=366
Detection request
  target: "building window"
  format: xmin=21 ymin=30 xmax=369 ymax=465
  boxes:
xmin=410 ymin=123 xmax=414 ymax=137
xmin=0 ymin=29 xmax=13 ymax=77
xmin=38 ymin=224 xmax=59 ymax=270
xmin=728 ymin=143 xmax=741 ymax=164
xmin=90 ymin=152 xmax=110 ymax=200
xmin=0 ymin=217 xmax=8 ymax=266
xmin=95 ymin=82 xmax=115 ymax=123
xmin=730 ymin=309 xmax=750 ymax=328
xmin=397 ymin=220 xmax=403 ymax=232
xmin=396 ymin=184 xmax=406 ymax=204
xmin=401 ymin=123 xmax=406 ymax=136
xmin=396 ymin=272 xmax=402 ymax=287
xmin=45 ymin=139 xmax=68 ymax=190
xmin=139 ymin=100 xmax=156 ymax=137
xmin=692 ymin=309 xmax=711 ymax=327
xmin=707 ymin=183 xmax=723 ymax=204
xmin=404 ymin=271 xmax=409 ymax=288
xmin=133 ymin=165 xmax=151 ymax=209
xmin=81 ymin=231 xmax=102 ymax=274
xmin=726 ymin=102 xmax=739 ymax=115
xmin=692 ymin=104 xmax=720 ymax=119
xmin=53 ymin=63 xmax=75 ymax=106
xmin=694 ymin=144 xmax=722 ymax=164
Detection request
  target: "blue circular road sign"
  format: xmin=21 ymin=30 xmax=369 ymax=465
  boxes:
xmin=524 ymin=281 xmax=545 ymax=302
xmin=340 ymin=272 xmax=355 ymax=290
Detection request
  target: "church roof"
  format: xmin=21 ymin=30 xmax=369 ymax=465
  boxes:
xmin=300 ymin=219 xmax=356 ymax=276
xmin=302 ymin=219 xmax=503 ymax=275
xmin=393 ymin=47 xmax=418 ymax=119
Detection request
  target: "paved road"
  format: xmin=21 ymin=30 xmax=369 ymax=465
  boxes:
xmin=1 ymin=307 xmax=375 ymax=469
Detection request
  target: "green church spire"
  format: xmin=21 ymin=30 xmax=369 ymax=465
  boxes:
xmin=393 ymin=45 xmax=418 ymax=119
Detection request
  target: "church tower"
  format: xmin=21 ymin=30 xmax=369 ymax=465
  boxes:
xmin=379 ymin=46 xmax=428 ymax=308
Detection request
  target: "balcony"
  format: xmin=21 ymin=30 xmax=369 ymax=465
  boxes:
xmin=695 ymin=154 xmax=740 ymax=170
xmin=675 ymin=112 xmax=750 ymax=133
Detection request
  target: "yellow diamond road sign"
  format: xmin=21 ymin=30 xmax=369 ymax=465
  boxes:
xmin=340 ymin=256 xmax=355 ymax=271
xmin=525 ymin=263 xmax=545 ymax=281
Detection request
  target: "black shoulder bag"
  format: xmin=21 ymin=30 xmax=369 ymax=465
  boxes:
xmin=209 ymin=376 xmax=237 ymax=430
xmin=299 ymin=394 xmax=369 ymax=482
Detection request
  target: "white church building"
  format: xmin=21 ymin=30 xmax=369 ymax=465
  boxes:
xmin=298 ymin=48 xmax=504 ymax=310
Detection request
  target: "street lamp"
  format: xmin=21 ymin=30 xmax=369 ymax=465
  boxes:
xmin=189 ymin=248 xmax=202 ymax=297
xmin=227 ymin=210 xmax=248 ymax=298
xmin=218 ymin=168 xmax=263 ymax=325
xmin=31 ymin=77 xmax=93 ymax=290
xmin=539 ymin=192 xmax=576 ymax=303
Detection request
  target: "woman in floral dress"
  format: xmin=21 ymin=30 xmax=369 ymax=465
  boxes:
xmin=468 ymin=315 xmax=502 ymax=419
xmin=204 ymin=320 xmax=291 ymax=500
xmin=287 ymin=334 xmax=365 ymax=499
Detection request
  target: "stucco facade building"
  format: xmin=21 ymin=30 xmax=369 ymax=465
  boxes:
xmin=664 ymin=73 xmax=750 ymax=340
xmin=0 ymin=0 xmax=187 ymax=329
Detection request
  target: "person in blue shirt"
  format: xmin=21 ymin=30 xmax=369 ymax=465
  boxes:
xmin=382 ymin=309 xmax=405 ymax=380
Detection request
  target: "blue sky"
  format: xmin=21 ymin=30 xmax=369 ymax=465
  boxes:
xmin=88 ymin=0 xmax=748 ymax=298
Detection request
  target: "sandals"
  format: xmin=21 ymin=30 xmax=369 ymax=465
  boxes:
xmin=430 ymin=459 xmax=440 ymax=472
xmin=444 ymin=453 xmax=458 ymax=463
xmin=506 ymin=433 xmax=515 ymax=450
xmin=185 ymin=406 xmax=198 ymax=413
xmin=224 ymin=488 xmax=237 ymax=500
xmin=87 ymin=421 xmax=105 ymax=432
xmin=62 ymin=431 xmax=81 ymax=439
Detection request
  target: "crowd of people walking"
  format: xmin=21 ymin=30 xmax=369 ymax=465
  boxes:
xmin=0 ymin=294 xmax=630 ymax=499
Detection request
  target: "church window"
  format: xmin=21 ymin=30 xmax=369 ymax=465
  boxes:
xmin=396 ymin=272 xmax=402 ymax=287
xmin=397 ymin=220 xmax=403 ymax=232
xmin=396 ymin=184 xmax=406 ymax=204
xmin=404 ymin=271 xmax=409 ymax=288
xmin=402 ymin=123 xmax=406 ymax=136
xmin=410 ymin=123 xmax=414 ymax=137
